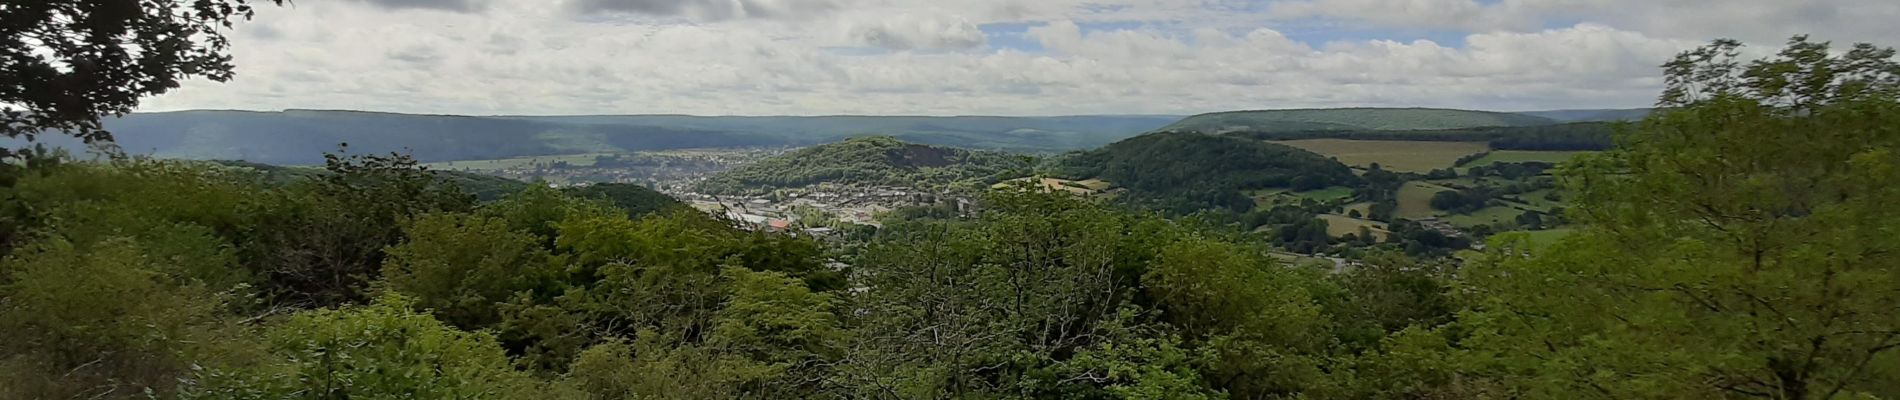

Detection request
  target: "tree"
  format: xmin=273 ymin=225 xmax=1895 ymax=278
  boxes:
xmin=1 ymin=0 xmax=280 ymax=159
xmin=1456 ymin=36 xmax=1900 ymax=399
xmin=1144 ymin=236 xmax=1332 ymax=397
xmin=382 ymin=213 xmax=563 ymax=330
xmin=178 ymin=295 xmax=569 ymax=400
xmin=0 ymin=237 xmax=262 ymax=399
xmin=242 ymin=148 xmax=476 ymax=307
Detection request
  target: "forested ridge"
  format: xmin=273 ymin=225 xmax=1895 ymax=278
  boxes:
xmin=11 ymin=111 xmax=1180 ymax=164
xmin=1161 ymin=107 xmax=1557 ymax=133
xmin=1050 ymin=131 xmax=1361 ymax=214
xmin=1228 ymin=121 xmax=1618 ymax=151
xmin=2 ymin=10 xmax=1898 ymax=399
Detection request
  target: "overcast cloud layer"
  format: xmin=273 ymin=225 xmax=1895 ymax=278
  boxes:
xmin=140 ymin=0 xmax=1900 ymax=116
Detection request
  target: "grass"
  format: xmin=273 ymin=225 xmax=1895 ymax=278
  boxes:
xmin=1253 ymin=186 xmax=1355 ymax=208
xmin=997 ymin=177 xmax=1114 ymax=196
xmin=1462 ymin=150 xmax=1594 ymax=169
xmin=1486 ymin=228 xmax=1579 ymax=249
xmin=1522 ymin=228 xmax=1576 ymax=247
xmin=1342 ymin=201 xmax=1374 ymax=217
xmin=1318 ymin=214 xmax=1390 ymax=241
xmin=1395 ymin=181 xmax=1455 ymax=219
xmin=1441 ymin=206 xmax=1525 ymax=227
xmin=1495 ymin=189 xmax=1565 ymax=212
xmin=1293 ymin=186 xmax=1355 ymax=202
xmin=425 ymin=153 xmax=610 ymax=171
xmin=1272 ymin=139 xmax=1490 ymax=173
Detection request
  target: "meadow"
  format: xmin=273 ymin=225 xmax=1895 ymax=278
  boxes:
xmin=1395 ymin=181 xmax=1455 ymax=219
xmin=1462 ymin=150 xmax=1593 ymax=168
xmin=1318 ymin=214 xmax=1391 ymax=240
xmin=1272 ymin=139 xmax=1489 ymax=173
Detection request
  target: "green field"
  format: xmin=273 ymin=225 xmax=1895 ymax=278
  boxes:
xmin=1342 ymin=201 xmax=1374 ymax=217
xmin=1254 ymin=186 xmax=1355 ymax=208
xmin=1462 ymin=150 xmax=1593 ymax=168
xmin=1293 ymin=186 xmax=1354 ymax=202
xmin=424 ymin=153 xmax=610 ymax=171
xmin=1522 ymin=228 xmax=1577 ymax=248
xmin=1395 ymin=181 xmax=1455 ymax=219
xmin=1273 ymin=139 xmax=1489 ymax=173
xmin=1441 ymin=205 xmax=1526 ymax=227
xmin=1497 ymin=189 xmax=1565 ymax=211
xmin=1318 ymin=214 xmax=1390 ymax=240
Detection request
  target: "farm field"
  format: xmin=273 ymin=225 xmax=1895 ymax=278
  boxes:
xmin=1271 ymin=139 xmax=1489 ymax=172
xmin=998 ymin=177 xmax=1115 ymax=196
xmin=1441 ymin=205 xmax=1525 ymax=227
xmin=1395 ymin=181 xmax=1455 ymax=219
xmin=1253 ymin=186 xmax=1354 ymax=207
xmin=1342 ymin=201 xmax=1374 ymax=217
xmin=1498 ymin=189 xmax=1565 ymax=210
xmin=1293 ymin=186 xmax=1354 ymax=201
xmin=1462 ymin=150 xmax=1593 ymax=168
xmin=1318 ymin=214 xmax=1390 ymax=241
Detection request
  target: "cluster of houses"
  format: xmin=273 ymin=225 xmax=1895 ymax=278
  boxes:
xmin=672 ymin=184 xmax=972 ymax=236
xmin=1412 ymin=217 xmax=1467 ymax=238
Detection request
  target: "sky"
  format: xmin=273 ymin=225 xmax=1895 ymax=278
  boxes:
xmin=140 ymin=0 xmax=1900 ymax=116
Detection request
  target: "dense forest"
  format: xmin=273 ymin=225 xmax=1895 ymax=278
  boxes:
xmin=1050 ymin=131 xmax=1361 ymax=214
xmin=1161 ymin=108 xmax=1557 ymax=133
xmin=1 ymin=5 xmax=1897 ymax=398
xmin=696 ymin=136 xmax=1034 ymax=194
xmin=1515 ymin=108 xmax=1652 ymax=122
xmin=1228 ymin=122 xmax=1618 ymax=151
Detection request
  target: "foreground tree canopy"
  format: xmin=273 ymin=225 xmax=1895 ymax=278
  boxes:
xmin=1 ymin=36 xmax=1896 ymax=399
xmin=1 ymin=0 xmax=282 ymax=160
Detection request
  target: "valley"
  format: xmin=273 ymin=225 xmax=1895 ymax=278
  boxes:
xmin=7 ymin=5 xmax=1893 ymax=398
xmin=295 ymin=107 xmax=1610 ymax=258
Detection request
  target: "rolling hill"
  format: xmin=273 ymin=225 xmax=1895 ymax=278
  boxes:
xmin=209 ymin=160 xmax=534 ymax=201
xmin=1160 ymin=108 xmax=1557 ymax=134
xmin=92 ymin=110 xmax=770 ymax=165
xmin=1050 ymin=131 xmax=1360 ymax=214
xmin=696 ymin=136 xmax=1033 ymax=194
xmin=506 ymin=115 xmax=1183 ymax=152
xmin=1516 ymin=108 xmax=1652 ymax=122
xmin=1227 ymin=122 xmax=1617 ymax=151
xmin=213 ymin=160 xmax=683 ymax=212
xmin=51 ymin=110 xmax=1179 ymax=165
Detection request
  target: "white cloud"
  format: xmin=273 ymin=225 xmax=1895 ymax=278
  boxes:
xmin=565 ymin=0 xmax=846 ymax=21
xmin=1268 ymin=0 xmax=1899 ymax=44
xmin=340 ymin=0 xmax=491 ymax=13
xmin=844 ymin=14 xmax=987 ymax=50
xmin=1268 ymin=0 xmax=1534 ymax=31
xmin=138 ymin=0 xmax=1900 ymax=116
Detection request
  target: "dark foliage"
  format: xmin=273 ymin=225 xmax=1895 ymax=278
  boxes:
xmin=562 ymin=183 xmax=684 ymax=219
xmin=0 ymin=0 xmax=280 ymax=159
xmin=1229 ymin=121 xmax=1617 ymax=151
xmin=1054 ymin=131 xmax=1361 ymax=214
xmin=240 ymin=149 xmax=478 ymax=307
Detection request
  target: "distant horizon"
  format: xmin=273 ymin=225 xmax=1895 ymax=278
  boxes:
xmin=127 ymin=105 xmax=1656 ymax=119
